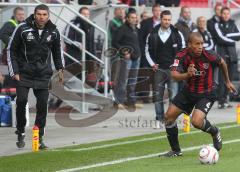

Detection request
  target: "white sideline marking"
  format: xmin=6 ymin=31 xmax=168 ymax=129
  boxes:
xmin=53 ymin=124 xmax=239 ymax=152
xmin=56 ymin=138 xmax=240 ymax=172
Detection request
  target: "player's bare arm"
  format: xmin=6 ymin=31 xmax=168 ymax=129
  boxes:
xmin=171 ymin=64 xmax=197 ymax=81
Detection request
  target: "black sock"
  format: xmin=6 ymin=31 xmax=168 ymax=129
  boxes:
xmin=201 ymin=119 xmax=218 ymax=136
xmin=165 ymin=122 xmax=181 ymax=152
xmin=16 ymin=128 xmax=25 ymax=134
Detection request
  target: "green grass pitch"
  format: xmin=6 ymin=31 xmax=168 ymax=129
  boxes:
xmin=0 ymin=122 xmax=240 ymax=172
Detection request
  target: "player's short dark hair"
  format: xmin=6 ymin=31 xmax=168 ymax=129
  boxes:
xmin=188 ymin=32 xmax=203 ymax=43
xmin=13 ymin=6 xmax=24 ymax=16
xmin=160 ymin=10 xmax=171 ymax=19
xmin=79 ymin=7 xmax=89 ymax=14
xmin=34 ymin=4 xmax=49 ymax=14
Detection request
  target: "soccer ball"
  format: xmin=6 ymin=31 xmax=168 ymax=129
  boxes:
xmin=199 ymin=145 xmax=219 ymax=164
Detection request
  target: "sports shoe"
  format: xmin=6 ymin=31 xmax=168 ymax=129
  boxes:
xmin=212 ymin=127 xmax=222 ymax=151
xmin=134 ymin=103 xmax=143 ymax=109
xmin=224 ymin=103 xmax=233 ymax=108
xmin=153 ymin=120 xmax=161 ymax=129
xmin=113 ymin=103 xmax=126 ymax=110
xmin=39 ymin=137 xmax=49 ymax=150
xmin=15 ymin=131 xmax=25 ymax=148
xmin=159 ymin=150 xmax=183 ymax=157
xmin=218 ymin=103 xmax=225 ymax=109
xmin=124 ymin=103 xmax=143 ymax=109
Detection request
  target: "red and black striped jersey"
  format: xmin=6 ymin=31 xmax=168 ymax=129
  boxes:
xmin=171 ymin=48 xmax=221 ymax=94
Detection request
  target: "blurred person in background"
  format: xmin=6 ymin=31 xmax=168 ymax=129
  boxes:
xmin=175 ymin=6 xmax=196 ymax=43
xmin=207 ymin=3 xmax=222 ymax=44
xmin=212 ymin=7 xmax=240 ymax=108
xmin=113 ymin=9 xmax=142 ymax=109
xmin=192 ymin=16 xmax=214 ymax=51
xmin=0 ymin=6 xmax=25 ymax=65
xmin=137 ymin=4 xmax=161 ymax=103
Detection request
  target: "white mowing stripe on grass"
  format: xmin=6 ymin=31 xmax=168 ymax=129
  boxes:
xmin=56 ymin=138 xmax=240 ymax=172
xmin=53 ymin=124 xmax=239 ymax=152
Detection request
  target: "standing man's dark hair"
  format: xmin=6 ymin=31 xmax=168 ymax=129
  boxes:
xmin=34 ymin=4 xmax=49 ymax=14
xmin=160 ymin=9 xmax=171 ymax=19
xmin=125 ymin=7 xmax=137 ymax=18
xmin=7 ymin=4 xmax=65 ymax=149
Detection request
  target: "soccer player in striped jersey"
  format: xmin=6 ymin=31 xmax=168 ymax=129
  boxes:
xmin=161 ymin=32 xmax=236 ymax=157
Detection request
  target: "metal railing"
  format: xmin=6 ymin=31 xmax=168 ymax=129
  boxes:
xmin=209 ymin=0 xmax=240 ymax=8
xmin=227 ymin=0 xmax=240 ymax=7
xmin=34 ymin=0 xmax=109 ymax=98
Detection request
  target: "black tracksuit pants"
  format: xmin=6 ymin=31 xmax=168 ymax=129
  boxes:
xmin=218 ymin=57 xmax=233 ymax=104
xmin=16 ymin=86 xmax=49 ymax=136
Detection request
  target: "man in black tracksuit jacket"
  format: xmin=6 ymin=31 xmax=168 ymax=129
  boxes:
xmin=7 ymin=4 xmax=65 ymax=149
xmin=212 ymin=7 xmax=240 ymax=108
xmin=137 ymin=4 xmax=161 ymax=103
xmin=207 ymin=3 xmax=222 ymax=44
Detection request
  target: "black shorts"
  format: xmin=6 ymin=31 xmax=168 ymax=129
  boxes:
xmin=172 ymin=91 xmax=214 ymax=115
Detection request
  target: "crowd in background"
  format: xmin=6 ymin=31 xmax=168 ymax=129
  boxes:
xmin=0 ymin=2 xmax=240 ymax=124
xmin=106 ymin=3 xmax=240 ymax=129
